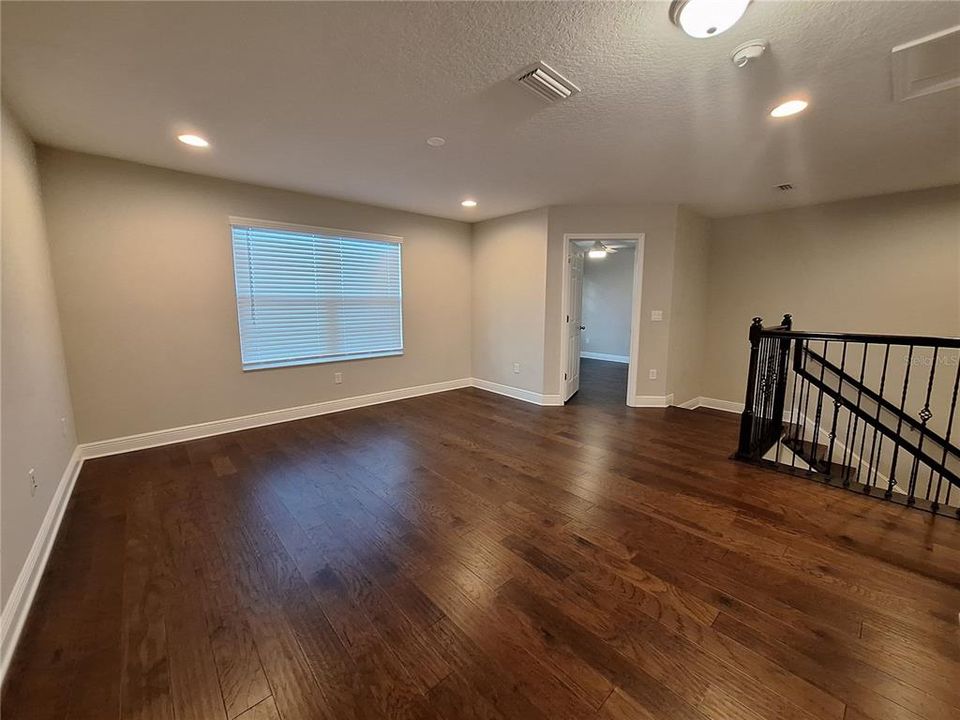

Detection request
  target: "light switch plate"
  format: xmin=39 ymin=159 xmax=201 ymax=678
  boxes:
xmin=651 ymin=310 xmax=663 ymax=321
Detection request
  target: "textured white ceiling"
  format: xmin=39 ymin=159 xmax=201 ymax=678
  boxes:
xmin=3 ymin=1 xmax=959 ymax=221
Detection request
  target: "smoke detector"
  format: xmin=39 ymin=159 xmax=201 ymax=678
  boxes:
xmin=731 ymin=40 xmax=768 ymax=68
xmin=515 ymin=62 xmax=580 ymax=102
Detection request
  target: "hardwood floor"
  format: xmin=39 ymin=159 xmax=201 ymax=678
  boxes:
xmin=568 ymin=358 xmax=628 ymax=407
xmin=4 ymin=368 xmax=959 ymax=719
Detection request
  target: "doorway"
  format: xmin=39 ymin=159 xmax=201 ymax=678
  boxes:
xmin=560 ymin=233 xmax=644 ymax=406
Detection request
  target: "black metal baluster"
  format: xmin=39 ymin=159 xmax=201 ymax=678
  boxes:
xmin=911 ymin=348 xmax=937 ymax=502
xmin=810 ymin=340 xmax=829 ymax=475
xmin=844 ymin=343 xmax=869 ymax=486
xmin=857 ymin=419 xmax=871 ymax=492
xmin=752 ymin=335 xmax=766 ymax=454
xmin=763 ymin=336 xmax=776 ymax=450
xmin=825 ymin=341 xmax=848 ymax=477
xmin=932 ymin=355 xmax=960 ymax=514
xmin=785 ymin=337 xmax=801 ymax=469
xmin=887 ymin=345 xmax=914 ymax=501
xmin=866 ymin=344 xmax=891 ymax=490
xmin=798 ymin=339 xmax=815 ymax=474
xmin=759 ymin=336 xmax=770 ymax=451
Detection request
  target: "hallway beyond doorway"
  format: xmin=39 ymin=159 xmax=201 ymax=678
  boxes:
xmin=566 ymin=357 xmax=628 ymax=408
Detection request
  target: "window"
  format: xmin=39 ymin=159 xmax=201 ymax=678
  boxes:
xmin=230 ymin=218 xmax=403 ymax=371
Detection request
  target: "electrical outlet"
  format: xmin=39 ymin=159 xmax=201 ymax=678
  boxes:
xmin=650 ymin=310 xmax=663 ymax=321
xmin=648 ymin=369 xmax=658 ymax=380
xmin=513 ymin=363 xmax=521 ymax=374
xmin=334 ymin=372 xmax=343 ymax=384
xmin=29 ymin=468 xmax=38 ymax=497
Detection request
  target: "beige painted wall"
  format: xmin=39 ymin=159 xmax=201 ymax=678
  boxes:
xmin=704 ymin=185 xmax=960 ymax=404
xmin=1 ymin=106 xmax=77 ymax=607
xmin=667 ymin=207 xmax=710 ymax=405
xmin=582 ymin=247 xmax=635 ymax=358
xmin=545 ymin=205 xmax=679 ymax=399
xmin=471 ymin=208 xmax=549 ymax=393
xmin=38 ymin=148 xmax=472 ymax=443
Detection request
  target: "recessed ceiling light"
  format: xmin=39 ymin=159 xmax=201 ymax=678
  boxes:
xmin=669 ymin=0 xmax=751 ymax=39
xmin=177 ymin=133 xmax=210 ymax=148
xmin=461 ymin=199 xmax=477 ymax=208
xmin=770 ymin=99 xmax=809 ymax=118
xmin=426 ymin=136 xmax=446 ymax=147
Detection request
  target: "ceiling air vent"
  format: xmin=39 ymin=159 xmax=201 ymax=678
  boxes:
xmin=775 ymin=183 xmax=793 ymax=192
xmin=515 ymin=62 xmax=580 ymax=102
xmin=892 ymin=25 xmax=960 ymax=102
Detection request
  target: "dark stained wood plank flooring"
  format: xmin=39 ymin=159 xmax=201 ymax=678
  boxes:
xmin=4 ymin=360 xmax=960 ymax=719
xmin=567 ymin=357 xmax=629 ymax=408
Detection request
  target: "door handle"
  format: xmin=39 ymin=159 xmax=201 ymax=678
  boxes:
xmin=579 ymin=325 xmax=586 ymax=330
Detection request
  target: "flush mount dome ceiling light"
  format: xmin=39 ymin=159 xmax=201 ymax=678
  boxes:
xmin=461 ymin=199 xmax=477 ymax=207
xmin=669 ymin=0 xmax=751 ymax=39
xmin=770 ymin=99 xmax=809 ymax=117
xmin=177 ymin=133 xmax=209 ymax=148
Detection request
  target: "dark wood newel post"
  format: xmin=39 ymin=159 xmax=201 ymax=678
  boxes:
xmin=737 ymin=317 xmax=764 ymax=459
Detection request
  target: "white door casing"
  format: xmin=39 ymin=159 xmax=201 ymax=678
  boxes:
xmin=559 ymin=233 xmax=645 ymax=406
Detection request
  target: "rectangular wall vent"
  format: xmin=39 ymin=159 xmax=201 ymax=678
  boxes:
xmin=515 ymin=61 xmax=580 ymax=102
xmin=892 ymin=25 xmax=960 ymax=102
xmin=775 ymin=183 xmax=794 ymax=192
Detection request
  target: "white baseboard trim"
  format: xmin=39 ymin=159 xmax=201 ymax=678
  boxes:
xmin=471 ymin=378 xmax=563 ymax=407
xmin=580 ymin=352 xmax=630 ymax=364
xmin=1 ymin=446 xmax=83 ymax=684
xmin=81 ymin=377 xmax=473 ymax=459
xmin=629 ymin=394 xmax=674 ymax=408
xmin=677 ymin=396 xmax=744 ymax=414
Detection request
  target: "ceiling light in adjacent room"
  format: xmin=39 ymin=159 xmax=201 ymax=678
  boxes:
xmin=426 ymin=136 xmax=446 ymax=147
xmin=588 ymin=241 xmax=608 ymax=259
xmin=669 ymin=0 xmax=751 ymax=39
xmin=770 ymin=99 xmax=809 ymax=117
xmin=461 ymin=199 xmax=477 ymax=208
xmin=177 ymin=133 xmax=210 ymax=148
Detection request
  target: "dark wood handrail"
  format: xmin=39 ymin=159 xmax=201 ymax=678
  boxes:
xmin=761 ymin=328 xmax=960 ymax=348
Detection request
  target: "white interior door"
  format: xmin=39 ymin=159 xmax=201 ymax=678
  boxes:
xmin=563 ymin=247 xmax=585 ymax=401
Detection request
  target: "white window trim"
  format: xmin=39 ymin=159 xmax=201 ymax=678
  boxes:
xmin=228 ymin=216 xmax=403 ymax=245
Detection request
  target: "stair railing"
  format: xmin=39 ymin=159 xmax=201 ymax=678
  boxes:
xmin=735 ymin=316 xmax=960 ymax=517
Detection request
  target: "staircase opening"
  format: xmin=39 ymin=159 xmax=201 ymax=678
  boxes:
xmin=733 ymin=315 xmax=960 ymax=517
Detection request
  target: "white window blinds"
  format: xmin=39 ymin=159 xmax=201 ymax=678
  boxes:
xmin=230 ymin=219 xmax=403 ymax=371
